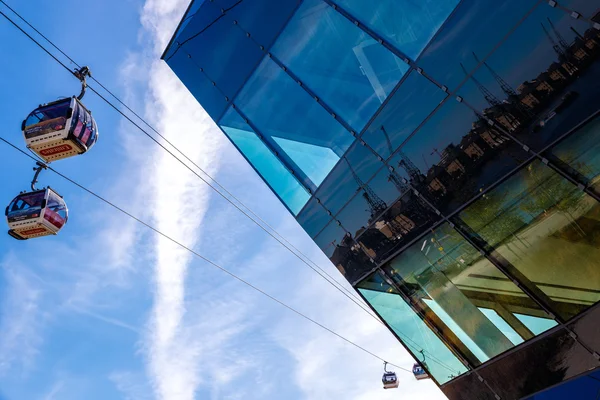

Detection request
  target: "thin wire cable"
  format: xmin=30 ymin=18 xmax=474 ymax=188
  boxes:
xmin=0 ymin=4 xmax=461 ymax=375
xmin=0 ymin=135 xmax=411 ymax=374
xmin=0 ymin=0 xmax=375 ymax=319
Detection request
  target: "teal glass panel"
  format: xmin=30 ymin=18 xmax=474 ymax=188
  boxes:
xmin=334 ymin=0 xmax=459 ymax=59
xmin=235 ymin=57 xmax=355 ymax=187
xmin=514 ymin=314 xmax=558 ymax=336
xmin=272 ymin=0 xmax=408 ymax=131
xmin=383 ymin=223 xmax=556 ymax=362
xmin=357 ymin=271 xmax=469 ymax=384
xmin=220 ymin=107 xmax=309 ymax=214
xmin=459 ymin=160 xmax=600 ymax=320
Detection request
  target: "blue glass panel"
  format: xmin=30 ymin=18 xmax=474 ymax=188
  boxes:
xmin=358 ymin=271 xmax=469 ymax=384
xmin=362 ymin=71 xmax=446 ymax=159
xmin=164 ymin=0 xmax=217 ymax=60
xmin=313 ymin=142 xmax=381 ymax=216
xmin=417 ymin=0 xmax=538 ymax=90
xmin=235 ymin=57 xmax=355 ymax=187
xmin=214 ymin=0 xmax=300 ymax=49
xmin=334 ymin=0 xmax=459 ymax=59
xmin=165 ymin=49 xmax=228 ymax=120
xmin=272 ymin=0 xmax=408 ymax=131
xmin=176 ymin=1 xmax=264 ymax=99
xmin=460 ymin=4 xmax=600 ymax=151
xmin=389 ymin=99 xmax=529 ymax=214
xmin=296 ymin=197 xmax=332 ymax=239
xmin=220 ymin=107 xmax=309 ymax=214
xmin=557 ymin=0 xmax=600 ymax=19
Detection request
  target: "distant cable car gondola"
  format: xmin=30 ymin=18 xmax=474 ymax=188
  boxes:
xmin=413 ymin=350 xmax=430 ymax=381
xmin=21 ymin=66 xmax=98 ymax=162
xmin=5 ymin=163 xmax=68 ymax=240
xmin=382 ymin=362 xmax=399 ymax=390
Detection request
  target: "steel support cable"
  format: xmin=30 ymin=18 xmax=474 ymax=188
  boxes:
xmin=0 ymin=4 xmax=462 ymax=376
xmin=0 ymin=0 xmax=377 ymax=320
xmin=0 ymin=136 xmax=411 ymax=374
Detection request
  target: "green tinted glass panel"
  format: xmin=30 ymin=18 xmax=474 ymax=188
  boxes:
xmin=459 ymin=160 xmax=600 ymax=320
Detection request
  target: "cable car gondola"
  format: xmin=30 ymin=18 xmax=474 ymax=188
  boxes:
xmin=382 ymin=362 xmax=399 ymax=389
xmin=5 ymin=163 xmax=68 ymax=240
xmin=21 ymin=66 xmax=98 ymax=163
xmin=413 ymin=350 xmax=430 ymax=381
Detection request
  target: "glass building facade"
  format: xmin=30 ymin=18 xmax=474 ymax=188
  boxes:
xmin=164 ymin=1 xmax=600 ymax=398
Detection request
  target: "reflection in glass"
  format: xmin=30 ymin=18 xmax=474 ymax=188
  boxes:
xmin=361 ymin=71 xmax=447 ymax=159
xmin=235 ymin=57 xmax=355 ymax=187
xmin=459 ymin=160 xmax=600 ymax=320
xmin=220 ymin=107 xmax=310 ymax=214
xmin=465 ymin=4 xmax=600 ymax=150
xmin=357 ymin=271 xmax=469 ymax=384
xmin=417 ymin=0 xmax=538 ymax=89
xmin=389 ymin=100 xmax=529 ymax=214
xmin=548 ymin=114 xmax=600 ymax=194
xmin=383 ymin=223 xmax=556 ymax=363
xmin=334 ymin=0 xmax=459 ymax=60
xmin=273 ymin=0 xmax=408 ymax=130
xmin=296 ymin=197 xmax=332 ymax=239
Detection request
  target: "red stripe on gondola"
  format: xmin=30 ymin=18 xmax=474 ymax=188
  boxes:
xmin=19 ymin=227 xmax=47 ymax=236
xmin=39 ymin=144 xmax=73 ymax=156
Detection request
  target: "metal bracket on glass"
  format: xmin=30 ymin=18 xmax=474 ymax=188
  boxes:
xmin=594 ymin=23 xmax=600 ymax=31
xmin=547 ymin=0 xmax=557 ymax=7
xmin=593 ymin=352 xmax=600 ymax=361
xmin=541 ymin=157 xmax=549 ymax=165
xmin=441 ymin=85 xmax=449 ymax=93
xmin=570 ymin=11 xmax=580 ymax=19
xmin=455 ymin=96 xmax=463 ymax=103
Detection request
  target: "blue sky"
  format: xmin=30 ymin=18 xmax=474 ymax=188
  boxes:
xmin=0 ymin=1 xmax=445 ymax=399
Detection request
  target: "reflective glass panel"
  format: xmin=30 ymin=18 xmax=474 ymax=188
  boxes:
xmin=334 ymin=0 xmax=459 ymax=60
xmin=383 ymin=223 xmax=556 ymax=363
xmin=361 ymin=71 xmax=446 ymax=159
xmin=460 ymin=4 xmax=600 ymax=151
xmin=417 ymin=0 xmax=538 ymax=90
xmin=180 ymin=0 xmax=264 ymax=99
xmin=214 ymin=0 xmax=300 ymax=49
xmin=479 ymin=328 xmax=599 ymax=400
xmin=296 ymin=197 xmax=332 ymax=239
xmin=272 ymin=0 xmax=408 ymax=131
xmin=220 ymin=107 xmax=310 ymax=214
xmin=548 ymin=114 xmax=600 ymax=194
xmin=459 ymin=160 xmax=600 ymax=320
xmin=389 ymin=100 xmax=529 ymax=214
xmin=357 ymin=271 xmax=469 ymax=384
xmin=166 ymin=48 xmax=228 ymax=120
xmin=557 ymin=0 xmax=600 ymax=20
xmin=313 ymin=142 xmax=382 ymax=216
xmin=235 ymin=57 xmax=355 ymax=187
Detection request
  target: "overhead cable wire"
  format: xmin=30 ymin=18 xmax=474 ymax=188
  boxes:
xmin=0 ymin=3 xmax=462 ymax=375
xmin=0 ymin=135 xmax=411 ymax=373
xmin=0 ymin=0 xmax=378 ymax=322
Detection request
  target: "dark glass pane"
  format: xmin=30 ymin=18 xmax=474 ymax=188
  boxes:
xmin=383 ymin=223 xmax=556 ymax=363
xmin=357 ymin=189 xmax=440 ymax=265
xmin=166 ymin=49 xmax=228 ymax=120
xmin=336 ymin=166 xmax=402 ymax=239
xmin=179 ymin=0 xmax=264 ymax=99
xmin=272 ymin=0 xmax=407 ymax=131
xmin=557 ymin=0 xmax=600 ymax=20
xmin=220 ymin=107 xmax=310 ymax=214
xmin=464 ymin=4 xmax=600 ymax=150
xmin=441 ymin=372 xmax=500 ymax=400
xmin=296 ymin=197 xmax=332 ymax=239
xmin=315 ymin=219 xmax=373 ymax=283
xmin=388 ymin=100 xmax=529 ymax=214
xmin=214 ymin=0 xmax=300 ymax=49
xmin=314 ymin=142 xmax=382 ymax=216
xmin=334 ymin=0 xmax=459 ymax=60
xmin=357 ymin=272 xmax=469 ymax=384
xmin=361 ymin=71 xmax=447 ymax=159
xmin=458 ymin=160 xmax=600 ymax=320
xmin=547 ymin=114 xmax=600 ymax=194
xmin=568 ymin=306 xmax=600 ymax=354
xmin=525 ymin=367 xmax=600 ymax=400
xmin=479 ymin=328 xmax=600 ymax=400
xmin=417 ymin=0 xmax=538 ymax=90
xmin=235 ymin=57 xmax=355 ymax=186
